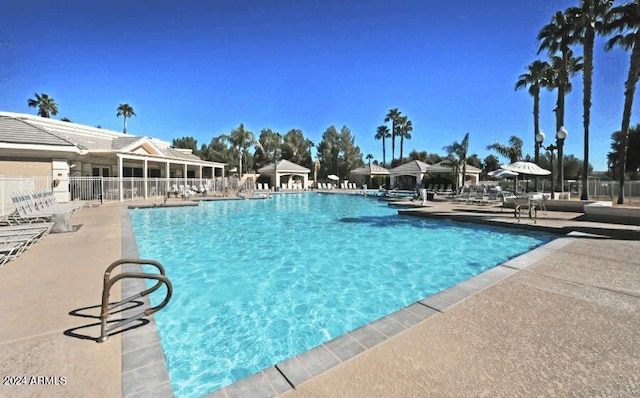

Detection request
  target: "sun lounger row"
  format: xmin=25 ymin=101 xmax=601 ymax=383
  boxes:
xmin=456 ymin=187 xmax=502 ymax=205
xmin=10 ymin=191 xmax=85 ymax=224
xmin=0 ymin=222 xmax=53 ymax=268
xmin=340 ymin=182 xmax=358 ymax=189
xmin=256 ymin=183 xmax=270 ymax=190
xmin=282 ymin=183 xmax=304 ymax=190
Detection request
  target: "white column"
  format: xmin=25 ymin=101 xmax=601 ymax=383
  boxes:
xmin=165 ymin=161 xmax=170 ymax=196
xmin=144 ymin=158 xmax=148 ymax=199
xmin=118 ymin=155 xmax=124 ymax=202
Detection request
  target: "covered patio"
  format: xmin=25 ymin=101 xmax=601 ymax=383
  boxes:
xmin=258 ymin=159 xmax=310 ymax=190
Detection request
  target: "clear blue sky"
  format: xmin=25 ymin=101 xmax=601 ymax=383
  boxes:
xmin=1 ymin=0 xmax=637 ymax=171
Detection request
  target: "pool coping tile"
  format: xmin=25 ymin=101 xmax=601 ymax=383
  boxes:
xmin=120 ymin=206 xmax=567 ymax=397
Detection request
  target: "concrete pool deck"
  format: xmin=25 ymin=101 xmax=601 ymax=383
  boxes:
xmin=0 ymin=197 xmax=638 ymax=397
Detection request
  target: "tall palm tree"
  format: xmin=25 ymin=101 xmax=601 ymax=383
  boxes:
xmin=116 ymin=103 xmax=136 ymax=134
xmin=226 ymin=124 xmax=256 ymax=177
xmin=27 ymin=93 xmax=58 ymax=118
xmin=366 ymin=153 xmax=374 ymax=165
xmin=374 ymin=125 xmax=391 ymax=167
xmin=515 ymin=60 xmax=552 ymax=188
xmin=538 ymin=10 xmax=574 ymax=131
xmin=443 ymin=132 xmax=470 ymax=191
xmin=486 ymin=136 xmax=523 ymax=164
xmin=538 ymin=11 xmax=583 ymax=192
xmin=396 ymin=115 xmax=413 ymax=163
xmin=384 ymin=108 xmax=402 ymax=165
xmin=566 ymin=0 xmax=614 ymax=200
xmin=603 ymin=0 xmax=640 ymax=204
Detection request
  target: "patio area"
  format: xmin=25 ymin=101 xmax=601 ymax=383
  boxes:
xmin=0 ymin=196 xmax=638 ymax=397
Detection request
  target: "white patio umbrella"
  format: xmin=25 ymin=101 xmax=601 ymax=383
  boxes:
xmin=327 ymin=174 xmax=339 ymax=181
xmin=502 ymin=162 xmax=550 ymax=194
xmin=502 ymin=161 xmax=550 ymax=176
xmin=487 ymin=168 xmax=519 ymax=178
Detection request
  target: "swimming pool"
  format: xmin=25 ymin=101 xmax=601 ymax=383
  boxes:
xmin=129 ymin=193 xmax=554 ymax=397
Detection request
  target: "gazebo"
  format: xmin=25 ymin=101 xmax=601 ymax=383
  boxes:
xmin=430 ymin=160 xmax=481 ymax=187
xmin=349 ymin=163 xmax=390 ymax=188
xmin=389 ymin=159 xmax=482 ymax=189
xmin=389 ymin=160 xmax=431 ymax=189
xmin=258 ymin=159 xmax=310 ymax=189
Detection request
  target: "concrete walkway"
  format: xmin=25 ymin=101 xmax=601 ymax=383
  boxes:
xmin=1 ymin=198 xmax=639 ymax=398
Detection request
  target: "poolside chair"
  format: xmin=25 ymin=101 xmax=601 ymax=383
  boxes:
xmin=264 ymin=182 xmax=270 ymax=191
xmin=514 ymin=196 xmax=537 ymax=223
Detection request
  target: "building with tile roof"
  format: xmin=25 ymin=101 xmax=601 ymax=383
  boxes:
xmin=0 ymin=111 xmax=225 ymax=201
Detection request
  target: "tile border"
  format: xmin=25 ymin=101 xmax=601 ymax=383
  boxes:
xmin=120 ymin=206 xmax=572 ymax=398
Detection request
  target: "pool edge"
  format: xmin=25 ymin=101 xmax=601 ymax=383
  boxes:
xmin=120 ymin=206 xmax=572 ymax=398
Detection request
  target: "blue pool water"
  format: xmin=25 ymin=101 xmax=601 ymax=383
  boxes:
xmin=129 ymin=193 xmax=554 ymax=397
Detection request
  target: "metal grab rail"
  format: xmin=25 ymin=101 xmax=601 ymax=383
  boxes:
xmin=98 ymin=258 xmax=173 ymax=343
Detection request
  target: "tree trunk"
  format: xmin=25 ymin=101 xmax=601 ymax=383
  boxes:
xmin=581 ymin=16 xmax=594 ymax=201
xmin=400 ymin=135 xmax=404 ymax=163
xmin=391 ymin=121 xmax=396 ymax=166
xmin=533 ymin=91 xmax=540 ymax=190
xmin=617 ymin=35 xmax=640 ymax=204
xmin=382 ymin=138 xmax=386 ymax=167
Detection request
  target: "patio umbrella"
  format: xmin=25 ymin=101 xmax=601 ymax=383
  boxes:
xmin=502 ymin=162 xmax=550 ymax=194
xmin=502 ymin=161 xmax=550 ymax=176
xmin=487 ymin=168 xmax=519 ymax=178
xmin=327 ymin=174 xmax=339 ymax=181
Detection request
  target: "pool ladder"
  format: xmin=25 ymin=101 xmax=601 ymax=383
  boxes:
xmin=98 ymin=258 xmax=173 ymax=343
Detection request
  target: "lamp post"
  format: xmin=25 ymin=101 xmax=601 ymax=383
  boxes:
xmin=535 ymin=130 xmax=557 ymax=199
xmin=556 ymin=126 xmax=568 ymax=194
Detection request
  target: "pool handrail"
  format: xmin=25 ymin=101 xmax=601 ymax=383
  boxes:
xmin=98 ymin=258 xmax=173 ymax=343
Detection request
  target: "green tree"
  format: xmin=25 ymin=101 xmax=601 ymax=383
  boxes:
xmin=515 ymin=60 xmax=552 ymax=173
xmin=374 ymin=125 xmax=391 ymax=167
xmin=603 ymin=0 xmax=640 ymax=203
xmin=207 ymin=136 xmax=235 ymax=164
xmin=317 ymin=126 xmax=341 ymax=176
xmin=282 ymin=129 xmax=314 ymax=170
xmin=608 ymin=125 xmax=640 ymax=180
xmin=116 ymin=103 xmax=136 ymax=134
xmin=254 ymin=128 xmax=281 ymax=169
xmin=487 ymin=136 xmax=523 ymax=164
xmin=482 ymin=154 xmax=500 ymax=179
xmin=223 ymin=124 xmax=256 ymax=176
xmin=566 ymin=0 xmax=614 ymax=200
xmin=443 ymin=132 xmax=470 ymax=191
xmin=396 ymin=115 xmax=413 ymax=164
xmin=316 ymin=125 xmax=363 ymax=178
xmin=27 ymin=93 xmax=58 ymax=118
xmin=538 ymin=11 xmax=584 ymax=192
xmin=384 ymin=108 xmax=402 ymax=166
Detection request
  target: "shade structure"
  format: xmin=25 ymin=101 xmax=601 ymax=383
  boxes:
xmin=350 ymin=164 xmax=390 ymax=176
xmin=502 ymin=161 xmax=550 ymax=176
xmin=487 ymin=168 xmax=519 ymax=178
xmin=327 ymin=174 xmax=339 ymax=181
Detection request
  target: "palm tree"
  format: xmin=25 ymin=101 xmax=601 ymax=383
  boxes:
xmin=116 ymin=104 xmax=136 ymax=134
xmin=603 ymin=0 xmax=640 ymax=204
xmin=538 ymin=11 xmax=574 ymax=131
xmin=443 ymin=132 xmax=470 ymax=191
xmin=566 ymin=0 xmax=614 ymax=200
xmin=225 ymin=124 xmax=256 ymax=177
xmin=27 ymin=93 xmax=58 ymax=118
xmin=486 ymin=136 xmax=523 ymax=164
xmin=515 ymin=60 xmax=552 ymax=188
xmin=396 ymin=115 xmax=413 ymax=163
xmin=374 ymin=125 xmax=391 ymax=166
xmin=384 ymin=108 xmax=402 ymax=165
xmin=538 ymin=11 xmax=583 ymax=193
xmin=366 ymin=154 xmax=374 ymax=165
